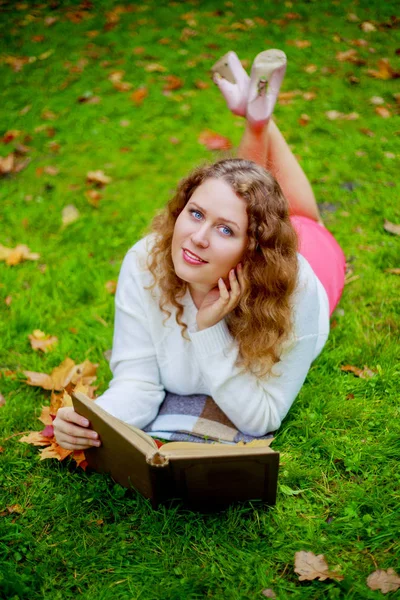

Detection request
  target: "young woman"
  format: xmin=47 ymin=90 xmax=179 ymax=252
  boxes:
xmin=54 ymin=50 xmax=346 ymax=450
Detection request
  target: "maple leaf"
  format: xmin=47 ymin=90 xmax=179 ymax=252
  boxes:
xmin=0 ymin=244 xmax=40 ymax=266
xmin=384 ymin=220 xmax=400 ymax=236
xmin=294 ymin=551 xmax=344 ymax=582
xmin=367 ymin=58 xmax=400 ymax=80
xmin=86 ymin=170 xmax=112 ymax=186
xmin=61 ymin=204 xmax=80 ymax=227
xmin=163 ymin=74 xmax=184 ymax=91
xmin=367 ymin=568 xmax=400 ymax=593
xmin=198 ymin=130 xmax=232 ymax=151
xmin=340 ymin=365 xmax=376 ymax=378
xmin=39 ymin=442 xmax=73 ymax=461
xmin=131 ymin=87 xmax=148 ymax=105
xmin=23 ymin=357 xmax=98 ymax=391
xmin=19 ymin=431 xmax=53 ymax=446
xmin=28 ymin=329 xmax=58 ymax=353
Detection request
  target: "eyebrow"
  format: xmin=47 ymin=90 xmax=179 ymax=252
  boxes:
xmin=187 ymin=201 xmax=241 ymax=231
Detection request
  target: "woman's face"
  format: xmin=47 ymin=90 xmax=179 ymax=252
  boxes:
xmin=171 ymin=177 xmax=249 ymax=298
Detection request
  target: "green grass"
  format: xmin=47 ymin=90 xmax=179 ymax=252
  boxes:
xmin=0 ymin=0 xmax=399 ymax=598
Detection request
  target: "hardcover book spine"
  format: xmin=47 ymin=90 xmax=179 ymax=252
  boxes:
xmin=147 ymin=453 xmax=175 ymax=508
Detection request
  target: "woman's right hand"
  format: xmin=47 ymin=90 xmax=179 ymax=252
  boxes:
xmin=53 ymin=407 xmax=101 ymax=450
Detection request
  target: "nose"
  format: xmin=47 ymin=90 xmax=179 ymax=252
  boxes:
xmin=191 ymin=223 xmax=210 ymax=248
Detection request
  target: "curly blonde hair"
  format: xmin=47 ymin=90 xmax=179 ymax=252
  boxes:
xmin=145 ymin=158 xmax=299 ymax=377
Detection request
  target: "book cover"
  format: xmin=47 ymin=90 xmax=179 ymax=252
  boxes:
xmin=72 ymin=391 xmax=280 ymax=510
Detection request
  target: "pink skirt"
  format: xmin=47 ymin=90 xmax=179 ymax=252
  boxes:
xmin=290 ymin=215 xmax=346 ymax=316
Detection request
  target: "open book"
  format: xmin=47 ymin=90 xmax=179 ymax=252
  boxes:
xmin=72 ymin=391 xmax=280 ymax=510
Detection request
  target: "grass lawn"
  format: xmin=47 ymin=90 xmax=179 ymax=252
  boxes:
xmin=0 ymin=0 xmax=399 ymax=598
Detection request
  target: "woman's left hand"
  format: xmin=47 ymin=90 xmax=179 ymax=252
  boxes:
xmin=196 ymin=263 xmax=247 ymax=331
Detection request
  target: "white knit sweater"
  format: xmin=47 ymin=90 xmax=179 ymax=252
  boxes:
xmin=95 ymin=235 xmax=330 ymax=436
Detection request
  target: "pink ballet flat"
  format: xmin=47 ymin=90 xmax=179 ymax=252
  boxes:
xmin=211 ymin=51 xmax=250 ymax=117
xmin=246 ymin=49 xmax=287 ymax=127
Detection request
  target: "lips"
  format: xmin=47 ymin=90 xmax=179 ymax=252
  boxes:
xmin=182 ymin=248 xmax=208 ymax=263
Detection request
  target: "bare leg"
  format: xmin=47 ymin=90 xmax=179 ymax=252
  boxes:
xmin=237 ymin=119 xmax=324 ymax=224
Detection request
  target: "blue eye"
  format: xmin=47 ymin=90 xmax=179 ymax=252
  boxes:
xmin=189 ymin=209 xmax=233 ymax=236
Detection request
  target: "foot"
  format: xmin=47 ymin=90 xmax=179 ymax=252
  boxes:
xmin=246 ymin=49 xmax=287 ymax=128
xmin=211 ymin=51 xmax=250 ymax=117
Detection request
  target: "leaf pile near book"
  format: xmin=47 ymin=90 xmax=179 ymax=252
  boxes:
xmin=72 ymin=391 xmax=280 ymax=510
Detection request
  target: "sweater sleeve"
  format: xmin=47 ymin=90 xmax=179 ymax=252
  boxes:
xmin=187 ymin=261 xmax=328 ymax=437
xmin=94 ymin=248 xmax=165 ymax=428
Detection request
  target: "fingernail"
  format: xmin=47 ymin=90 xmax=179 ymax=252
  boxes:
xmin=82 ymin=419 xmax=89 ymax=426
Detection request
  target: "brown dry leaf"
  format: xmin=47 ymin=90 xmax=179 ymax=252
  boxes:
xmin=43 ymin=165 xmax=59 ymax=176
xmin=367 ymin=568 xmax=400 ymax=594
xmin=326 ymin=111 xmax=359 ymax=121
xmin=278 ymin=90 xmax=302 ymax=105
xmin=294 ymin=551 xmax=344 ymax=582
xmin=39 ymin=443 xmax=73 ymax=461
xmin=28 ymin=329 xmax=58 ymax=353
xmin=131 ymin=87 xmax=148 ymax=105
xmin=0 ymin=153 xmax=15 ymax=174
xmin=303 ymin=91 xmax=317 ymax=101
xmin=86 ymin=170 xmax=112 ymax=186
xmin=23 ymin=357 xmax=98 ymax=392
xmin=145 ymin=63 xmax=166 ymax=73
xmin=0 ymin=244 xmax=40 ymax=266
xmin=62 ymin=204 xmax=80 ymax=227
xmin=195 ymin=80 xmax=209 ymax=89
xmin=384 ymin=268 xmax=400 ymax=275
xmin=340 ymin=365 xmax=376 ymax=379
xmin=360 ymin=128 xmax=375 ymax=137
xmin=198 ymin=130 xmax=232 ymax=151
xmin=336 ymin=49 xmax=366 ymax=65
xmin=367 ymin=58 xmax=400 ymax=80
xmin=361 ymin=21 xmax=376 ymax=32
xmin=0 ymin=392 xmax=5 ymax=407
xmin=163 ymin=74 xmax=184 ymax=91
xmin=304 ymin=64 xmax=318 ymax=73
xmin=19 ymin=431 xmax=53 ymax=446
xmin=384 ymin=220 xmax=400 ymax=236
xmin=2 ymin=130 xmax=22 ymax=143
xmin=105 ymin=280 xmax=117 ymax=294
xmin=113 ymin=81 xmax=132 ymax=92
xmin=375 ymin=106 xmax=391 ymax=118
xmin=85 ymin=189 xmax=102 ymax=208
xmin=299 ymin=114 xmax=310 ymax=126
xmin=262 ymin=590 xmax=276 ymax=598
xmin=108 ymin=70 xmax=125 ymax=83
xmin=288 ymin=40 xmax=311 ymax=48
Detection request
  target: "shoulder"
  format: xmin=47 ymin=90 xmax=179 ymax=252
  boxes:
xmin=124 ymin=233 xmax=157 ymax=271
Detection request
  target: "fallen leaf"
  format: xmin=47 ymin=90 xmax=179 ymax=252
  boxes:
xmin=23 ymin=357 xmax=98 ymax=391
xmin=340 ymin=365 xmax=376 ymax=378
xmin=294 ymin=551 xmax=344 ymax=582
xmin=336 ymin=49 xmax=366 ymax=65
xmin=85 ymin=189 xmax=102 ymax=208
xmin=39 ymin=442 xmax=73 ymax=461
xmin=299 ymin=114 xmax=310 ymax=126
xmin=0 ymin=153 xmax=15 ymax=174
xmin=384 ymin=220 xmax=400 ymax=236
xmin=113 ymin=81 xmax=132 ymax=92
xmin=0 ymin=244 xmax=40 ymax=266
xmin=304 ymin=64 xmax=318 ymax=73
xmin=367 ymin=568 xmax=400 ymax=594
xmin=163 ymin=75 xmax=184 ymax=91
xmin=361 ymin=21 xmax=376 ymax=32
xmin=360 ymin=128 xmax=375 ymax=137
xmin=288 ymin=40 xmax=311 ymax=48
xmin=367 ymin=58 xmax=400 ymax=80
xmin=262 ymin=590 xmax=276 ymax=598
xmin=0 ymin=392 xmax=5 ymax=407
xmin=19 ymin=431 xmax=53 ymax=446
xmin=198 ymin=130 xmax=232 ymax=150
xmin=131 ymin=87 xmax=148 ymax=105
xmin=195 ymin=80 xmax=209 ymax=89
xmin=384 ymin=268 xmax=400 ymax=275
xmin=86 ymin=170 xmax=112 ymax=186
xmin=62 ymin=204 xmax=80 ymax=227
xmin=105 ymin=280 xmax=117 ymax=294
xmin=326 ymin=111 xmax=359 ymax=121
xmin=144 ymin=63 xmax=166 ymax=73
xmin=375 ymin=106 xmax=391 ymax=118
xmin=28 ymin=329 xmax=58 ymax=353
